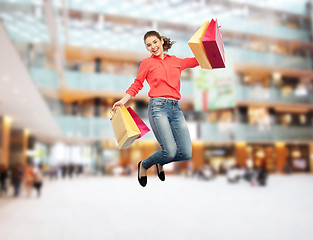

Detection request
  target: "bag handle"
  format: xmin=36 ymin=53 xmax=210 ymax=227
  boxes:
xmin=109 ymin=109 xmax=116 ymax=120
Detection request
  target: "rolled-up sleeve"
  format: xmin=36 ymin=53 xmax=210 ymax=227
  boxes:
xmin=126 ymin=60 xmax=148 ymax=97
xmin=180 ymin=57 xmax=199 ymax=70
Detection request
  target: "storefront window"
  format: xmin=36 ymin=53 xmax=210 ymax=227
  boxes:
xmin=204 ymin=145 xmax=235 ymax=174
xmin=286 ymin=144 xmax=310 ymax=172
xmin=246 ymin=144 xmax=276 ymax=173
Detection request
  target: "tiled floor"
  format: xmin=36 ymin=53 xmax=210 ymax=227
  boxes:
xmin=0 ymin=174 xmax=313 ymax=240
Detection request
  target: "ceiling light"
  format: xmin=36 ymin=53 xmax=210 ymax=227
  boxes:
xmin=24 ymin=129 xmax=31 ymax=135
xmin=4 ymin=116 xmax=13 ymax=124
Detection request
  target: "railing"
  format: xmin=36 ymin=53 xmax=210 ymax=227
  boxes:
xmin=30 ymin=68 xmax=59 ymax=88
xmin=227 ymin=47 xmax=312 ymax=70
xmin=200 ymin=122 xmax=313 ymax=141
xmin=30 ymin=68 xmax=194 ymax=98
xmin=64 ymin=71 xmax=149 ymax=94
xmin=55 ymin=117 xmax=313 ymax=141
xmin=55 ymin=115 xmax=155 ymax=140
xmin=235 ymin=124 xmax=313 ymax=141
xmin=235 ymin=85 xmax=313 ymax=104
xmin=30 ymin=67 xmax=313 ymax=105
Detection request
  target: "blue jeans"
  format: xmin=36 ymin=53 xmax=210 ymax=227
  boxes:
xmin=142 ymin=97 xmax=192 ymax=170
xmin=13 ymin=180 xmax=21 ymax=197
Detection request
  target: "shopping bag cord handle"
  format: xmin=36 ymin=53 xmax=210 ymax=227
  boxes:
xmin=109 ymin=109 xmax=115 ymax=120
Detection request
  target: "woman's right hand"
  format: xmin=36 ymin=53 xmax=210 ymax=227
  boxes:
xmin=112 ymin=100 xmax=125 ymax=112
xmin=112 ymin=94 xmax=132 ymax=112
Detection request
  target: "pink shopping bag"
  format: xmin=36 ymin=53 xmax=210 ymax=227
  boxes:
xmin=202 ymin=19 xmax=225 ymax=69
xmin=127 ymin=107 xmax=150 ymax=138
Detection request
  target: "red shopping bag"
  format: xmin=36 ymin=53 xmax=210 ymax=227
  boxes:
xmin=202 ymin=19 xmax=225 ymax=69
xmin=127 ymin=107 xmax=150 ymax=138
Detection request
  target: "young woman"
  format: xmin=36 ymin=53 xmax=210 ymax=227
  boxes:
xmin=112 ymin=31 xmax=199 ymax=187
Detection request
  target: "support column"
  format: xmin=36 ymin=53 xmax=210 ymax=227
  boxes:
xmin=10 ymin=129 xmax=29 ymax=167
xmin=0 ymin=116 xmax=12 ymax=167
xmin=235 ymin=142 xmax=247 ymax=167
xmin=119 ymin=148 xmax=131 ymax=167
xmin=23 ymin=130 xmax=30 ymax=166
xmin=275 ymin=142 xmax=286 ymax=173
xmin=191 ymin=142 xmax=204 ymax=171
xmin=310 ymin=143 xmax=313 ymax=173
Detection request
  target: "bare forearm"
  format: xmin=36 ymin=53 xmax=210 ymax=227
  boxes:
xmin=120 ymin=94 xmax=132 ymax=104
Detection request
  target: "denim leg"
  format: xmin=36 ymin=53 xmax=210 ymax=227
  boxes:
xmin=162 ymin=103 xmax=192 ymax=165
xmin=141 ymin=98 xmax=192 ymax=170
xmin=14 ymin=181 xmax=21 ymax=197
xmin=142 ymin=99 xmax=176 ymax=169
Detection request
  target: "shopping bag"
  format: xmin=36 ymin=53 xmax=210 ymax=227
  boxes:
xmin=110 ymin=106 xmax=141 ymax=149
xmin=127 ymin=107 xmax=150 ymax=138
xmin=188 ymin=21 xmax=212 ymax=70
xmin=202 ymin=19 xmax=225 ymax=69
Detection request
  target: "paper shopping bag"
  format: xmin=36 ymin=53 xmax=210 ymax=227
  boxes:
xmin=202 ymin=19 xmax=225 ymax=69
xmin=110 ymin=106 xmax=141 ymax=149
xmin=188 ymin=21 xmax=212 ymax=70
xmin=127 ymin=107 xmax=150 ymax=138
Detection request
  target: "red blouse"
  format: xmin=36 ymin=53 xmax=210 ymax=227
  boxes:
xmin=126 ymin=54 xmax=199 ymax=100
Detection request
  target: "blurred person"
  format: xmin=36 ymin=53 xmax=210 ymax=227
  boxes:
xmin=68 ymin=163 xmax=75 ymax=178
xmin=49 ymin=165 xmax=58 ymax=180
xmin=254 ymin=157 xmax=268 ymax=186
xmin=112 ymin=30 xmax=199 ymax=187
xmin=26 ymin=43 xmax=36 ymax=67
xmin=11 ymin=163 xmax=24 ymax=197
xmin=243 ymin=166 xmax=254 ymax=182
xmin=227 ymin=165 xmax=241 ymax=183
xmin=24 ymin=163 xmax=35 ymax=197
xmin=197 ymin=164 xmax=216 ymax=181
xmin=256 ymin=166 xmax=268 ymax=186
xmin=76 ymin=164 xmax=84 ymax=177
xmin=0 ymin=163 xmax=9 ymax=195
xmin=283 ymin=163 xmax=292 ymax=174
xmin=61 ymin=164 xmax=67 ymax=178
xmin=33 ymin=164 xmax=44 ymax=197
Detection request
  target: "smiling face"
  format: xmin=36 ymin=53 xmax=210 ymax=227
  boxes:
xmin=145 ymin=35 xmax=164 ymax=58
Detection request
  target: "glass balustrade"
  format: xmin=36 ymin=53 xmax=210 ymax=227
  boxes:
xmin=30 ymin=68 xmax=194 ymax=97
xmin=30 ymin=68 xmax=313 ymax=104
xmin=200 ymin=122 xmax=313 ymax=141
xmin=30 ymin=68 xmax=59 ymax=88
xmin=55 ymin=115 xmax=155 ymax=140
xmin=235 ymin=85 xmax=313 ymax=104
xmin=227 ymin=47 xmax=312 ymax=70
xmin=55 ymin=118 xmax=313 ymax=141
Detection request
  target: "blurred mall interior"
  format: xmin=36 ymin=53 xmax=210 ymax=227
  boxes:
xmin=1 ymin=0 xmax=313 ymax=177
xmin=1 ymin=0 xmax=313 ymax=239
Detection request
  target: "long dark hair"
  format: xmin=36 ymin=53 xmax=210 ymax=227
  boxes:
xmin=143 ymin=30 xmax=175 ymax=52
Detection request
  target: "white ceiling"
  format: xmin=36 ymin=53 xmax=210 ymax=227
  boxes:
xmin=0 ymin=22 xmax=62 ymax=138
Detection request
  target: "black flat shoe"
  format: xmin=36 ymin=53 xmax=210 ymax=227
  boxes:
xmin=138 ymin=161 xmax=147 ymax=187
xmin=156 ymin=164 xmax=165 ymax=181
